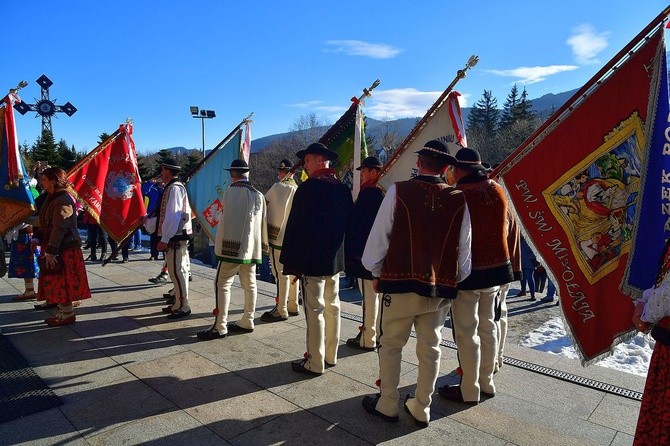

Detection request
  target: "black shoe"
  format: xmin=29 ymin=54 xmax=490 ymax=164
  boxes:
xmin=540 ymin=296 xmax=554 ymax=303
xmin=437 ymin=384 xmax=478 ymax=406
xmin=404 ymin=395 xmax=428 ymax=428
xmin=227 ymin=322 xmax=253 ymax=333
xmin=197 ymin=329 xmax=225 ymax=341
xmin=288 ymin=311 xmax=300 ymax=317
xmin=189 ymin=273 xmax=193 ymax=282
xmin=34 ymin=302 xmax=58 ymax=310
xmin=346 ymin=333 xmax=376 ymax=351
xmin=162 ymin=306 xmax=175 ymax=313
xmin=291 ymin=360 xmax=321 ymax=376
xmin=166 ymin=309 xmax=191 ymax=319
xmin=163 ymin=293 xmax=174 ymax=300
xmin=260 ymin=308 xmax=288 ymax=323
xmin=122 ymin=257 xmax=129 ymax=263
xmin=165 ymin=296 xmax=176 ymax=305
xmin=362 ymin=394 xmax=399 ymax=423
xmin=149 ymin=272 xmax=169 ymax=284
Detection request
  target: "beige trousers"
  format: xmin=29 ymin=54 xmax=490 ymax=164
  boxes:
xmin=301 ymin=274 xmax=340 ymax=373
xmin=495 ymin=283 xmax=511 ymax=371
xmin=451 ymin=286 xmax=500 ymax=402
xmin=375 ymin=292 xmax=451 ymax=423
xmin=211 ymin=261 xmax=257 ymax=334
xmin=166 ymin=240 xmax=190 ymax=313
xmin=358 ymin=278 xmax=381 ymax=348
xmin=270 ymin=247 xmax=299 ymax=317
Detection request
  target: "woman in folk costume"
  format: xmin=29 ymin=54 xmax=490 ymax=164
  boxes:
xmin=632 ymin=237 xmax=670 ymax=445
xmin=7 ymin=221 xmax=40 ymax=301
xmin=32 ymin=167 xmax=91 ymax=326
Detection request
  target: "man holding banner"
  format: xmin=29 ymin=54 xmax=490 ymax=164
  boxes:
xmin=157 ymin=159 xmax=193 ymax=319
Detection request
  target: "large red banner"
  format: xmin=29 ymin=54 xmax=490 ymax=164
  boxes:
xmin=497 ymin=28 xmax=663 ymax=364
xmin=68 ymin=123 xmax=146 ymax=243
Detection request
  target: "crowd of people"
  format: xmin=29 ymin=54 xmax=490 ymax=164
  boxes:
xmin=4 ymin=140 xmax=665 ymax=438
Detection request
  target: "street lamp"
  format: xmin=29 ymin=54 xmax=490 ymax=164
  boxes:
xmin=190 ymin=106 xmax=216 ymax=156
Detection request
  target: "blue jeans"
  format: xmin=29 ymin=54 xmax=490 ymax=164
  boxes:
xmin=520 ymin=267 xmax=536 ymax=297
xmin=546 ymin=280 xmax=556 ymax=299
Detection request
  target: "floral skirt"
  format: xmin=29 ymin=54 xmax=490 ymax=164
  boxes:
xmin=633 ymin=341 xmax=670 ymax=446
xmin=37 ymin=246 xmax=91 ymax=305
xmin=8 ymin=234 xmax=39 ymax=279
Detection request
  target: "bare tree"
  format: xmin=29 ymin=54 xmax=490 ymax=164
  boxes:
xmin=370 ymin=118 xmax=404 ymax=163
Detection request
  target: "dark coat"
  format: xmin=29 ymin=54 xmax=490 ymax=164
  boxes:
xmin=345 ymin=184 xmax=384 ymax=279
xmin=280 ymin=171 xmax=354 ymax=277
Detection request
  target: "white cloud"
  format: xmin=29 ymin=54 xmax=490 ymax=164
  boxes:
xmin=486 ymin=65 xmax=579 ymax=84
xmin=365 ymin=88 xmax=442 ymax=120
xmin=567 ymin=24 xmax=609 ymax=65
xmin=285 ymin=100 xmax=347 ymax=115
xmin=324 ymin=40 xmax=403 ymax=59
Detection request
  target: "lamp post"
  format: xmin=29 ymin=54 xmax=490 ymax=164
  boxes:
xmin=190 ymin=106 xmax=216 ymax=156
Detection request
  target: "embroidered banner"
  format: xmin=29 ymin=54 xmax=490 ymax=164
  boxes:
xmin=0 ymin=93 xmax=35 ymax=235
xmin=377 ymin=91 xmax=466 ymax=190
xmin=185 ymin=128 xmax=242 ymax=242
xmin=496 ymin=27 xmax=665 ymax=364
xmin=68 ymin=123 xmax=146 ymax=243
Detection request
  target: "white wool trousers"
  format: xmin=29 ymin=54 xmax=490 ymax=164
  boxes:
xmin=166 ymin=240 xmax=190 ymax=313
xmin=450 ymin=286 xmax=500 ymax=402
xmin=358 ymin=278 xmax=381 ymax=348
xmin=211 ymin=261 xmax=257 ymax=334
xmin=495 ymin=283 xmax=511 ymax=371
xmin=375 ymin=292 xmax=451 ymax=423
xmin=270 ymin=247 xmax=299 ymax=317
xmin=301 ymin=274 xmax=341 ymax=373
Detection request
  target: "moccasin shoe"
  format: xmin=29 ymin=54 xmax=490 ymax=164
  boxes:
xmin=46 ymin=314 xmax=76 ymax=327
xmin=288 ymin=311 xmax=300 ymax=317
xmin=260 ymin=309 xmax=288 ymax=323
xmin=362 ymin=394 xmax=399 ymax=423
xmin=227 ymin=322 xmax=253 ymax=333
xmin=34 ymin=302 xmax=58 ymax=310
xmin=197 ymin=329 xmax=225 ymax=341
xmin=166 ymin=309 xmax=191 ymax=319
xmin=346 ymin=336 xmax=376 ymax=351
xmin=162 ymin=306 xmax=175 ymax=313
xmin=13 ymin=291 xmax=36 ymax=301
xmin=291 ymin=360 xmax=321 ymax=376
xmin=437 ymin=384 xmax=478 ymax=406
xmin=149 ymin=272 xmax=169 ymax=284
xmin=404 ymin=395 xmax=428 ymax=428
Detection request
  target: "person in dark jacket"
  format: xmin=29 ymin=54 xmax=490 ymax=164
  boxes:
xmin=345 ymin=156 xmax=385 ymax=351
xmin=280 ymin=142 xmax=354 ymax=376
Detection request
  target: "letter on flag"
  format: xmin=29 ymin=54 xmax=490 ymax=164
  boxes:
xmin=68 ymin=123 xmax=146 ymax=243
xmin=494 ymin=18 xmax=667 ymax=364
xmin=377 ymin=91 xmax=467 ymax=190
xmin=185 ymin=127 xmax=242 ymax=242
xmin=0 ymin=92 xmax=35 ymax=235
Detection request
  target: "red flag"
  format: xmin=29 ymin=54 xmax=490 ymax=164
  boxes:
xmin=68 ymin=123 xmax=146 ymax=243
xmin=495 ymin=18 xmax=665 ymax=364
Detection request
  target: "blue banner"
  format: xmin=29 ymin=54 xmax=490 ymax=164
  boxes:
xmin=185 ymin=129 xmax=242 ymax=242
xmin=623 ymin=48 xmax=670 ymax=294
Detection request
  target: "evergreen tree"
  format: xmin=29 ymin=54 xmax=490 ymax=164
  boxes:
xmin=98 ymin=132 xmax=112 ymax=144
xmin=136 ymin=154 xmax=152 ymax=181
xmin=182 ymin=152 xmax=202 ymax=177
xmin=465 ymin=90 xmax=499 ymax=159
xmin=499 ymin=84 xmax=521 ymax=131
xmin=30 ymin=130 xmax=61 ymax=168
xmin=57 ymin=139 xmax=79 ymax=171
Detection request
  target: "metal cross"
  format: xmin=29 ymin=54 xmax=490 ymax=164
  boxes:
xmin=13 ymin=74 xmax=77 ymax=135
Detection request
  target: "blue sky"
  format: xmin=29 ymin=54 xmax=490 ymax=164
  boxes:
xmin=4 ymin=1 xmax=669 ymax=155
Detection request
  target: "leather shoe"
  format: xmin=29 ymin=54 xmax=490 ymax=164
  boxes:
xmin=227 ymin=322 xmax=253 ymax=333
xmin=437 ymin=384 xmax=478 ymax=405
xmin=260 ymin=309 xmax=288 ymax=323
xmin=346 ymin=336 xmax=376 ymax=351
xmin=165 ymin=296 xmax=176 ymax=305
xmin=46 ymin=314 xmax=76 ymax=327
xmin=197 ymin=329 xmax=225 ymax=341
xmin=34 ymin=302 xmax=58 ymax=310
xmin=163 ymin=292 xmax=174 ymax=299
xmin=291 ymin=360 xmax=321 ymax=376
xmin=362 ymin=394 xmax=399 ymax=423
xmin=404 ymin=395 xmax=428 ymax=428
xmin=13 ymin=291 xmax=36 ymax=301
xmin=288 ymin=311 xmax=300 ymax=317
xmin=162 ymin=306 xmax=174 ymax=313
xmin=166 ymin=309 xmax=191 ymax=319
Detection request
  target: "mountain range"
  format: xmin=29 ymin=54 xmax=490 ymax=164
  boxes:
xmin=160 ymin=88 xmax=579 ymax=157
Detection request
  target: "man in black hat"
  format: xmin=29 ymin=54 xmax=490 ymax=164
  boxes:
xmin=360 ymin=139 xmax=472 ymax=427
xmin=344 ymin=155 xmax=385 ymax=351
xmin=156 ymin=158 xmax=193 ymax=319
xmin=438 ymin=147 xmax=514 ymax=405
xmin=197 ymin=159 xmax=268 ymax=340
xmin=280 ymin=142 xmax=354 ymax=375
xmin=261 ymin=159 xmax=300 ymax=323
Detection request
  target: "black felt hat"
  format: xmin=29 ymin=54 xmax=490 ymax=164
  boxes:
xmin=356 ymin=156 xmax=383 ymax=170
xmin=414 ymin=139 xmax=452 ymax=158
xmin=225 ymin=159 xmax=250 ymax=172
xmin=277 ymin=159 xmax=293 ymax=170
xmin=446 ymin=147 xmax=487 ymax=172
xmin=161 ymin=158 xmax=181 ymax=172
xmin=295 ymin=142 xmax=339 ymax=161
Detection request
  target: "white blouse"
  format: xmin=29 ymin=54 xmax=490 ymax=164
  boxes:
xmin=640 ymin=271 xmax=670 ymax=324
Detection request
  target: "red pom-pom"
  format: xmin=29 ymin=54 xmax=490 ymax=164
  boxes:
xmin=456 ymin=366 xmax=463 ymax=376
xmin=303 ymin=351 xmax=310 ymax=360
xmin=375 ymin=378 xmax=381 ymax=388
xmin=213 ymin=308 xmax=219 ymax=316
xmin=358 ymin=325 xmax=365 ymax=332
xmin=274 ymin=296 xmax=279 ymax=303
